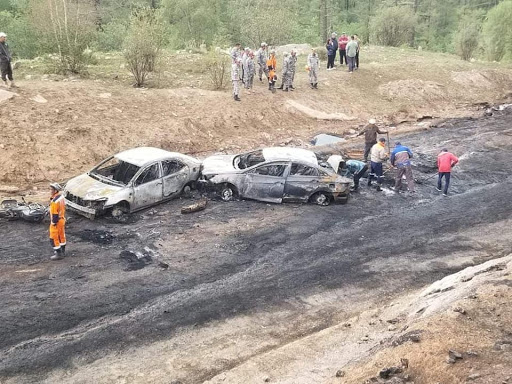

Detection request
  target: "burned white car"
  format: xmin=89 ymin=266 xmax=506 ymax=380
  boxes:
xmin=64 ymin=147 xmax=201 ymax=219
xmin=201 ymin=148 xmax=352 ymax=205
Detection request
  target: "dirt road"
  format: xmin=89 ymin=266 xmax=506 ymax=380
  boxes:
xmin=1 ymin=108 xmax=511 ymax=383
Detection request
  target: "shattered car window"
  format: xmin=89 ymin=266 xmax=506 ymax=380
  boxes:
xmin=290 ymin=164 xmax=319 ymax=176
xmin=236 ymin=150 xmax=265 ymax=169
xmin=162 ymin=160 xmax=186 ymax=176
xmin=135 ymin=163 xmax=161 ymax=186
xmin=91 ymin=157 xmax=140 ymax=185
xmin=252 ymin=164 xmax=287 ymax=177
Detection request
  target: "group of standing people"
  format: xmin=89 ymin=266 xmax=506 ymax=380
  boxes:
xmin=230 ymin=43 xmax=324 ymax=101
xmin=342 ymin=119 xmax=459 ymax=196
xmin=326 ymin=32 xmax=360 ymax=73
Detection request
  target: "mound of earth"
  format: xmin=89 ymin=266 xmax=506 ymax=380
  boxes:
xmin=378 ymin=80 xmax=447 ymax=102
xmin=451 ymin=71 xmax=493 ymax=89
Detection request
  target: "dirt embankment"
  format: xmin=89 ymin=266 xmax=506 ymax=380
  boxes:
xmin=0 ymin=46 xmax=511 ymax=195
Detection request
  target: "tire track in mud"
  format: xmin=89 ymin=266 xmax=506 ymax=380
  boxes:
xmin=1 ymin=109 xmax=512 ymax=381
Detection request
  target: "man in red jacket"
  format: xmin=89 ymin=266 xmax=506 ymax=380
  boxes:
xmin=437 ymin=149 xmax=459 ymax=196
xmin=338 ymin=33 xmax=349 ymax=65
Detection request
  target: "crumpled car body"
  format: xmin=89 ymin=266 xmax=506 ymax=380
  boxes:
xmin=204 ymin=158 xmax=352 ymax=205
xmin=64 ymin=147 xmax=201 ymax=219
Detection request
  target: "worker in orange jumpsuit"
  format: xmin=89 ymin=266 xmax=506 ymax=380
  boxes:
xmin=266 ymin=49 xmax=277 ymax=92
xmin=49 ymin=182 xmax=67 ymax=260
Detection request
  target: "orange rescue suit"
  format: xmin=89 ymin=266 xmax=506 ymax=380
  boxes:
xmin=267 ymin=55 xmax=277 ymax=81
xmin=49 ymin=192 xmax=66 ymax=250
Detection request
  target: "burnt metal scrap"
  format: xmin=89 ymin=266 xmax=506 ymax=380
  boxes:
xmin=0 ymin=199 xmax=48 ymax=223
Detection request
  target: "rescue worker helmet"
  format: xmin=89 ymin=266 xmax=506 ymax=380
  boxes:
xmin=50 ymin=182 xmax=62 ymax=191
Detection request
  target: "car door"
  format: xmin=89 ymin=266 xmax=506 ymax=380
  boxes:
xmin=161 ymin=159 xmax=189 ymax=198
xmin=243 ymin=162 xmax=289 ymax=203
xmin=284 ymin=163 xmax=321 ymax=202
xmin=132 ymin=162 xmax=163 ymax=209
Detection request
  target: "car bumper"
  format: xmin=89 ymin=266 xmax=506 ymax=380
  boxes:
xmin=65 ymin=198 xmax=98 ymax=220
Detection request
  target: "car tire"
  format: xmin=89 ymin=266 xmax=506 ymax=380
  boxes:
xmin=220 ymin=184 xmax=237 ymax=202
xmin=310 ymin=191 xmax=331 ymax=206
xmin=111 ymin=202 xmax=130 ymax=222
xmin=182 ymin=182 xmax=194 ymax=198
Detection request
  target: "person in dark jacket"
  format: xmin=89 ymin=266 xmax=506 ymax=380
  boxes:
xmin=358 ymin=119 xmax=387 ymax=162
xmin=0 ymin=32 xmax=15 ymax=88
xmin=390 ymin=142 xmax=415 ymax=193
xmin=326 ymin=33 xmax=337 ymax=70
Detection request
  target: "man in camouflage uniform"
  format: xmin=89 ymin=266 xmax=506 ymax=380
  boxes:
xmin=287 ymin=50 xmax=297 ymax=90
xmin=256 ymin=42 xmax=268 ymax=82
xmin=278 ymin=52 xmax=289 ymax=90
xmin=307 ymin=48 xmax=319 ymax=89
xmin=232 ymin=58 xmax=241 ymax=101
xmin=243 ymin=50 xmax=255 ymax=92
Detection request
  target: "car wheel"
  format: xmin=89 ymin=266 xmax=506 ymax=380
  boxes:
xmin=182 ymin=184 xmax=193 ymax=198
xmin=310 ymin=191 xmax=331 ymax=206
xmin=220 ymin=184 xmax=237 ymax=202
xmin=111 ymin=202 xmax=129 ymax=222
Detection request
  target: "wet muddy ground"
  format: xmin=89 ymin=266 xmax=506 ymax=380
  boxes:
xmin=1 ymin=108 xmax=512 ymax=383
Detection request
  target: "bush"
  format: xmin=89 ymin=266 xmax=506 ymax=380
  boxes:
xmin=28 ymin=0 xmax=97 ymax=74
xmin=124 ymin=8 xmax=166 ymax=87
xmin=370 ymin=6 xmax=417 ymax=47
xmin=95 ymin=21 xmax=128 ymax=52
xmin=454 ymin=17 xmax=480 ymax=61
xmin=482 ymin=0 xmax=512 ymax=61
xmin=204 ymin=50 xmax=230 ymax=90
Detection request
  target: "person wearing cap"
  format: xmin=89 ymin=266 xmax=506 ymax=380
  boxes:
xmin=391 ymin=141 xmax=415 ymax=193
xmin=338 ymin=33 xmax=349 ymax=65
xmin=0 ymin=32 xmax=15 ymax=88
xmin=307 ymin=48 xmax=319 ymax=89
xmin=358 ymin=119 xmax=388 ymax=162
xmin=231 ymin=57 xmax=241 ymax=101
xmin=368 ymin=138 xmax=389 ymax=191
xmin=49 ymin=183 xmax=67 ymax=260
xmin=256 ymin=42 xmax=268 ymax=82
xmin=437 ymin=149 xmax=459 ymax=196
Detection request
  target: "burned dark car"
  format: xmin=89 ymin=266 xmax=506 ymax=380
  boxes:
xmin=202 ymin=154 xmax=352 ymax=206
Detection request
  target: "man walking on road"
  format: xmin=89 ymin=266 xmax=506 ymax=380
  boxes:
xmin=358 ymin=118 xmax=387 ymax=162
xmin=307 ymin=48 xmax=319 ymax=89
xmin=391 ymin=141 xmax=415 ymax=193
xmin=368 ymin=138 xmax=388 ymax=192
xmin=49 ymin=183 xmax=67 ymax=261
xmin=346 ymin=36 xmax=358 ymax=73
xmin=338 ymin=33 xmax=349 ymax=65
xmin=0 ymin=32 xmax=16 ymax=88
xmin=437 ymin=148 xmax=459 ymax=196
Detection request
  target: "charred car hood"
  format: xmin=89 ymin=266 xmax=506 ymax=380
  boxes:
xmin=65 ymin=174 xmax=123 ymax=200
xmin=201 ymin=154 xmax=238 ymax=176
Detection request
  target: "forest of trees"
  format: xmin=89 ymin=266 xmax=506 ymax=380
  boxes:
xmin=0 ymin=0 xmax=511 ymax=64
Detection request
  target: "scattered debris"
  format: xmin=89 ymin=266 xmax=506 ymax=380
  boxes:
xmin=181 ymin=198 xmax=208 ymax=214
xmin=391 ymin=330 xmax=422 ymax=346
xmin=119 ymin=250 xmax=152 ymax=271
xmin=158 ymin=261 xmax=169 ymax=269
xmin=0 ymin=199 xmax=47 ymax=223
xmin=467 ymin=373 xmax=481 ymax=381
xmin=311 ymin=133 xmax=346 ymax=146
xmin=32 ymin=94 xmax=48 ymax=103
xmin=76 ymin=229 xmax=115 ymax=245
xmin=379 ymin=366 xmax=403 ymax=379
xmin=453 ymin=306 xmax=466 ymax=314
xmin=447 ymin=349 xmax=464 ymax=364
xmin=466 ymin=350 xmax=479 ymax=357
xmin=335 ymin=369 xmax=345 ymax=377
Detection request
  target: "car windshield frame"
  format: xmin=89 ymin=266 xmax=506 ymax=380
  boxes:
xmin=233 ymin=149 xmax=265 ymax=170
xmin=89 ymin=155 xmax=141 ymax=187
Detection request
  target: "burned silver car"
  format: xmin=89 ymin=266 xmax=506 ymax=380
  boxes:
xmin=64 ymin=147 xmax=201 ymax=219
xmin=202 ymin=148 xmax=352 ymax=205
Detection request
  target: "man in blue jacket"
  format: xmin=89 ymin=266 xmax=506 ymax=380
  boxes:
xmin=390 ymin=141 xmax=415 ymax=193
